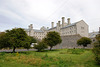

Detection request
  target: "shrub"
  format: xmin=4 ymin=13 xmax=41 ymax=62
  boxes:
xmin=34 ymin=41 xmax=48 ymax=52
xmin=92 ymin=34 xmax=100 ymax=64
xmin=77 ymin=37 xmax=92 ymax=48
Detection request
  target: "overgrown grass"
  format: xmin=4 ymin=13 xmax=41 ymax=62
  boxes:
xmin=0 ymin=49 xmax=100 ymax=67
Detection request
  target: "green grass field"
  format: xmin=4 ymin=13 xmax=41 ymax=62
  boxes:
xmin=0 ymin=49 xmax=99 ymax=67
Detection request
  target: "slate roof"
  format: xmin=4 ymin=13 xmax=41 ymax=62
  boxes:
xmin=48 ymin=27 xmax=56 ymax=30
xmin=24 ymin=28 xmax=44 ymax=33
xmin=89 ymin=32 xmax=99 ymax=38
xmin=61 ymin=23 xmax=76 ymax=29
xmin=34 ymin=29 xmax=44 ymax=33
xmin=48 ymin=20 xmax=84 ymax=30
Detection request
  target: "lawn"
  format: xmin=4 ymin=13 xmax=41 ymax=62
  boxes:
xmin=0 ymin=49 xmax=99 ymax=67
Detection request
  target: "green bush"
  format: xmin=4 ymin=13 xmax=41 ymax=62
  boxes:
xmin=92 ymin=34 xmax=100 ymax=64
xmin=93 ymin=43 xmax=100 ymax=64
xmin=77 ymin=37 xmax=92 ymax=48
xmin=34 ymin=41 xmax=48 ymax=52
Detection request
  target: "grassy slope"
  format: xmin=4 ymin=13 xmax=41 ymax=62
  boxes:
xmin=0 ymin=49 xmax=99 ymax=67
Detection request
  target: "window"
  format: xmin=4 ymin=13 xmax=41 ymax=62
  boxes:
xmin=81 ymin=27 xmax=84 ymax=29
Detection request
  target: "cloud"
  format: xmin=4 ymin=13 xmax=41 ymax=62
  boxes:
xmin=0 ymin=0 xmax=100 ymax=32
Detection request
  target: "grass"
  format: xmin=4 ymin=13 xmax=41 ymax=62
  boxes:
xmin=0 ymin=49 xmax=100 ymax=67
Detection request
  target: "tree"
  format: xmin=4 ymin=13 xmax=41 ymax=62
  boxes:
xmin=0 ymin=28 xmax=37 ymax=52
xmin=0 ymin=32 xmax=11 ymax=49
xmin=77 ymin=37 xmax=92 ymax=48
xmin=34 ymin=41 xmax=48 ymax=52
xmin=44 ymin=31 xmax=62 ymax=50
xmin=92 ymin=34 xmax=100 ymax=64
xmin=23 ymin=36 xmax=37 ymax=50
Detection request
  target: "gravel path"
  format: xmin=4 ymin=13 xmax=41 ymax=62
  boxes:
xmin=0 ymin=49 xmax=36 ymax=52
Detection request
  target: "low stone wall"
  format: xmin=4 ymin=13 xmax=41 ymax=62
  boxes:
xmin=53 ymin=35 xmax=93 ymax=49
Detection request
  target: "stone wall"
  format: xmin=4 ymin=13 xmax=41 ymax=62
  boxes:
xmin=53 ymin=35 xmax=93 ymax=49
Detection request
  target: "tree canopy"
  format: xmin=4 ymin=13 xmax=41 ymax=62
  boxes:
xmin=44 ymin=31 xmax=62 ymax=50
xmin=77 ymin=37 xmax=92 ymax=48
xmin=0 ymin=28 xmax=37 ymax=52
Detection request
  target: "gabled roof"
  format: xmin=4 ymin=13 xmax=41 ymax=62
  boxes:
xmin=48 ymin=20 xmax=85 ymax=30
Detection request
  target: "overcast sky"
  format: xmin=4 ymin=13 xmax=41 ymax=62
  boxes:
xmin=0 ymin=0 xmax=100 ymax=32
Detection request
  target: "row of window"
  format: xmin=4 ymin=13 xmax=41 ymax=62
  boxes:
xmin=61 ymin=30 xmax=76 ymax=35
xmin=34 ymin=33 xmax=46 ymax=35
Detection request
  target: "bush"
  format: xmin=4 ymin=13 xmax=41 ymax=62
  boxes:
xmin=92 ymin=34 xmax=100 ymax=64
xmin=34 ymin=41 xmax=48 ymax=52
xmin=77 ymin=37 xmax=92 ymax=48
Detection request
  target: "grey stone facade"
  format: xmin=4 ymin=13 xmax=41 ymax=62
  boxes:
xmin=53 ymin=35 xmax=93 ymax=49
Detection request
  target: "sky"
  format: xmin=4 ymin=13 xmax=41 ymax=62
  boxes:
xmin=0 ymin=0 xmax=100 ymax=32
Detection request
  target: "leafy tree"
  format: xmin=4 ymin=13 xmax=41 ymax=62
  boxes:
xmin=0 ymin=28 xmax=37 ymax=52
xmin=23 ymin=36 xmax=37 ymax=50
xmin=92 ymin=34 xmax=100 ymax=64
xmin=77 ymin=37 xmax=92 ymax=48
xmin=44 ymin=31 xmax=62 ymax=50
xmin=29 ymin=36 xmax=37 ymax=43
xmin=0 ymin=32 xmax=11 ymax=49
xmin=34 ymin=41 xmax=47 ymax=52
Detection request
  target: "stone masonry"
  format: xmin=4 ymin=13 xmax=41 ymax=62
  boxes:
xmin=53 ymin=35 xmax=93 ymax=49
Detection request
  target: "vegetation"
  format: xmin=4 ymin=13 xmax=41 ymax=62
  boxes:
xmin=77 ymin=37 xmax=92 ymax=48
xmin=0 ymin=49 xmax=99 ymax=67
xmin=44 ymin=31 xmax=62 ymax=50
xmin=34 ymin=41 xmax=48 ymax=52
xmin=0 ymin=28 xmax=37 ymax=52
xmin=93 ymin=34 xmax=100 ymax=64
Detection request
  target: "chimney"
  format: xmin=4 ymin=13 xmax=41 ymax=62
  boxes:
xmin=29 ymin=24 xmax=33 ymax=29
xmin=56 ymin=23 xmax=59 ymax=30
xmin=58 ymin=21 xmax=60 ymax=27
xmin=67 ymin=18 xmax=71 ymax=25
xmin=47 ymin=27 xmax=49 ymax=29
xmin=62 ymin=17 xmax=65 ymax=27
xmin=51 ymin=22 xmax=54 ymax=28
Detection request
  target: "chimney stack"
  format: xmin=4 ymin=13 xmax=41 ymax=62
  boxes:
xmin=51 ymin=22 xmax=54 ymax=28
xmin=29 ymin=24 xmax=33 ymax=29
xmin=62 ymin=17 xmax=65 ymax=27
xmin=47 ymin=27 xmax=49 ymax=29
xmin=56 ymin=23 xmax=58 ymax=30
xmin=58 ymin=21 xmax=60 ymax=27
xmin=67 ymin=18 xmax=71 ymax=25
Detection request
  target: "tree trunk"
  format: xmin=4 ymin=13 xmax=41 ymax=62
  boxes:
xmin=13 ymin=47 xmax=16 ymax=53
xmin=50 ymin=46 xmax=52 ymax=51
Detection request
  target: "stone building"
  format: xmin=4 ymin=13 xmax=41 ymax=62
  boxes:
xmin=25 ymin=17 xmax=89 ymax=40
xmin=49 ymin=17 xmax=88 ymax=37
xmin=24 ymin=24 xmax=48 ymax=40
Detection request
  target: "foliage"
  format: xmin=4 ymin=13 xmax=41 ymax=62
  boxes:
xmin=92 ymin=34 xmax=100 ymax=64
xmin=34 ymin=41 xmax=48 ymax=52
xmin=0 ymin=32 xmax=10 ymax=49
xmin=44 ymin=31 xmax=62 ymax=50
xmin=59 ymin=49 xmax=85 ymax=54
xmin=77 ymin=37 xmax=92 ymax=47
xmin=0 ymin=28 xmax=37 ymax=52
xmin=0 ymin=49 xmax=99 ymax=67
xmin=29 ymin=36 xmax=37 ymax=43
